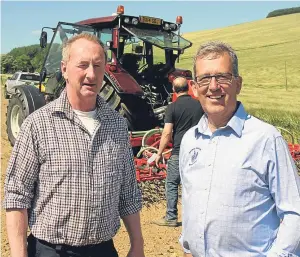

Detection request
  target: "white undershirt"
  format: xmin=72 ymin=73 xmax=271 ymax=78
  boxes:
xmin=73 ymin=109 xmax=98 ymax=135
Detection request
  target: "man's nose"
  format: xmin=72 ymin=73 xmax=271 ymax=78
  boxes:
xmin=86 ymin=64 xmax=96 ymax=79
xmin=208 ymin=77 xmax=220 ymax=91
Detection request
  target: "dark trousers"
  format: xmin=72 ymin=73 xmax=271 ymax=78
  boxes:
xmin=27 ymin=234 xmax=119 ymax=257
xmin=165 ymin=155 xmax=181 ymax=220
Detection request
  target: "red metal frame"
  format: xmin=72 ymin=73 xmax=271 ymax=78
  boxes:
xmin=130 ymin=133 xmax=171 ymax=182
xmin=288 ymin=143 xmax=300 ymax=160
xmin=132 ymin=133 xmax=300 ymax=183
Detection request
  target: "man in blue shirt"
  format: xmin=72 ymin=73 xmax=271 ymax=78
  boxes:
xmin=179 ymin=41 xmax=300 ymax=257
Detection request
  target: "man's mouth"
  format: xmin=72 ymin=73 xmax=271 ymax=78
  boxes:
xmin=83 ymin=83 xmax=96 ymax=87
xmin=207 ymin=95 xmax=224 ymax=99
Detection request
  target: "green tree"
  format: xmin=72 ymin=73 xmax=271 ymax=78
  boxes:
xmin=267 ymin=7 xmax=300 ymax=18
xmin=14 ymin=54 xmax=32 ymax=72
xmin=1 ymin=54 xmax=15 ymax=73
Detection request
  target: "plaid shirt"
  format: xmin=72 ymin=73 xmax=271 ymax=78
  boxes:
xmin=4 ymin=90 xmax=142 ymax=246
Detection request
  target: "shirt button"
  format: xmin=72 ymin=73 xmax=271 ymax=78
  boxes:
xmin=208 ymin=164 xmax=212 ymax=167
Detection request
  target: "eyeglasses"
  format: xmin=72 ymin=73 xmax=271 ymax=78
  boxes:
xmin=195 ymin=73 xmax=234 ymax=87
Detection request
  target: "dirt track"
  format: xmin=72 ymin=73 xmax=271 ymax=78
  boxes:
xmin=1 ymin=95 xmax=183 ymax=257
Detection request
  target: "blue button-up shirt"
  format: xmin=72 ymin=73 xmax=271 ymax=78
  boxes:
xmin=179 ymin=102 xmax=300 ymax=257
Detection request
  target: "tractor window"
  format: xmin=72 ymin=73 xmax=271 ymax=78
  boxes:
xmin=122 ymin=35 xmax=164 ymax=65
xmin=44 ymin=23 xmax=96 ymax=77
xmin=99 ymin=30 xmax=112 ymax=62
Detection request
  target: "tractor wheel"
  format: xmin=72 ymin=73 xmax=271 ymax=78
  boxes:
xmin=6 ymin=93 xmax=27 ymax=146
xmin=100 ymin=77 xmax=135 ymax=131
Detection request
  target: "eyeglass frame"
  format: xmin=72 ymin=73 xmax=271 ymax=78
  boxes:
xmin=194 ymin=72 xmax=237 ymax=87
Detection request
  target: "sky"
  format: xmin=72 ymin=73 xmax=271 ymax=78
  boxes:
xmin=1 ymin=1 xmax=299 ymax=54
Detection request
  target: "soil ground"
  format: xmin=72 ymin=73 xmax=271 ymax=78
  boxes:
xmin=1 ymin=95 xmax=184 ymax=257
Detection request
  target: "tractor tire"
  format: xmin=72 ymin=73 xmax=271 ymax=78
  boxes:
xmin=100 ymin=77 xmax=135 ymax=131
xmin=6 ymin=85 xmax=46 ymax=146
xmin=100 ymin=75 xmax=158 ymax=131
xmin=6 ymin=93 xmax=27 ymax=146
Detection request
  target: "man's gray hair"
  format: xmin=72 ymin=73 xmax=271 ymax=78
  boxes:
xmin=193 ymin=41 xmax=239 ymax=79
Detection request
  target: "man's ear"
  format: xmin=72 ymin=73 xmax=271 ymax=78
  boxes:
xmin=236 ymin=76 xmax=242 ymax=95
xmin=61 ymin=61 xmax=68 ymax=80
xmin=190 ymin=80 xmax=199 ymax=98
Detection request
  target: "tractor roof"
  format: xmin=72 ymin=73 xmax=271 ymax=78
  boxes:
xmin=77 ymin=15 xmax=118 ymax=28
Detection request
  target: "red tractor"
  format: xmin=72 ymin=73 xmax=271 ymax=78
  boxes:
xmin=6 ymin=5 xmax=193 ymax=181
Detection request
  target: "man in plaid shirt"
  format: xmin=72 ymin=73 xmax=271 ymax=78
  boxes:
xmin=4 ymin=33 xmax=144 ymax=257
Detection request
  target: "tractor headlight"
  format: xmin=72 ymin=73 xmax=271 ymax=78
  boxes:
xmin=170 ymin=23 xmax=177 ymax=30
xmin=124 ymin=17 xmax=130 ymax=24
xmin=164 ymin=23 xmax=170 ymax=30
xmin=132 ymin=18 xmax=139 ymax=25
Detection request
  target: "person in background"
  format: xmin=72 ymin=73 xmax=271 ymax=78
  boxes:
xmin=4 ymin=33 xmax=145 ymax=257
xmin=153 ymin=76 xmax=204 ymax=227
xmin=180 ymin=41 xmax=300 ymax=257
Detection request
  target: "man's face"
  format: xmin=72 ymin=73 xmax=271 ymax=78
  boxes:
xmin=192 ymin=53 xmax=242 ymax=118
xmin=61 ymin=38 xmax=106 ymax=99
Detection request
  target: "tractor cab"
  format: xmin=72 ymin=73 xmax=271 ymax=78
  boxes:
xmin=38 ymin=6 xmax=193 ymax=131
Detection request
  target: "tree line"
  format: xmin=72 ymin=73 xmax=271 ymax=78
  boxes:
xmin=266 ymin=7 xmax=300 ymax=18
xmin=1 ymin=45 xmax=49 ymax=74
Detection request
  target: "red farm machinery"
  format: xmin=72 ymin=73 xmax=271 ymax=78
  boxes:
xmin=5 ymin=5 xmax=299 ymax=188
xmin=6 ymin=5 xmax=193 ymax=184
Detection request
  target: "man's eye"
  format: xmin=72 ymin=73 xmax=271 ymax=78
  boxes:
xmin=200 ymin=77 xmax=211 ymax=83
xmin=78 ymin=64 xmax=88 ymax=68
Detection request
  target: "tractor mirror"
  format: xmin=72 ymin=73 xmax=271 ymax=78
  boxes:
xmin=40 ymin=31 xmax=47 ymax=48
xmin=132 ymin=44 xmax=143 ymax=54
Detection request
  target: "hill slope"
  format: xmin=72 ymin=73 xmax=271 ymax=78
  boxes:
xmin=179 ymin=13 xmax=300 ymax=89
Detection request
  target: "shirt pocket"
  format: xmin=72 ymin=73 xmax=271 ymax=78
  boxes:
xmin=218 ymin=161 xmax=262 ymax=208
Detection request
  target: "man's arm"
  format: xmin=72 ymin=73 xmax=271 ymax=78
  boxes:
xmin=266 ymin=136 xmax=300 ymax=257
xmin=122 ymin=212 xmax=144 ymax=257
xmin=4 ymin=117 xmax=40 ymax=257
xmin=119 ymin=124 xmax=144 ymax=256
xmin=155 ymin=123 xmax=173 ymax=166
xmin=6 ymin=209 xmax=28 ymax=257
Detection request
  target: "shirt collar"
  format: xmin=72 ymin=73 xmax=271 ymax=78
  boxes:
xmin=51 ymin=89 xmax=109 ymax=121
xmin=195 ymin=102 xmax=248 ymax=138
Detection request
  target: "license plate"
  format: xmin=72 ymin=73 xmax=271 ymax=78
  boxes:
xmin=139 ymin=16 xmax=161 ymax=25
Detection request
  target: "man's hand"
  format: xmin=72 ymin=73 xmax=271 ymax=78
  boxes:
xmin=155 ymin=153 xmax=162 ymax=167
xmin=183 ymin=253 xmax=193 ymax=257
xmin=126 ymin=246 xmax=145 ymax=257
